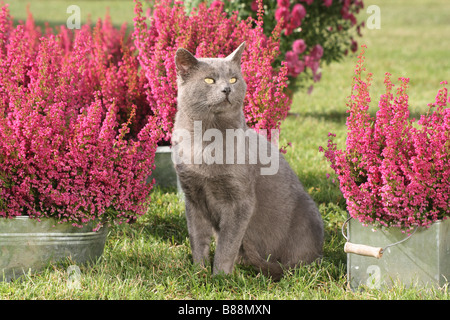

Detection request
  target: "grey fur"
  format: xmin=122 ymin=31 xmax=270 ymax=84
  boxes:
xmin=172 ymin=43 xmax=324 ymax=280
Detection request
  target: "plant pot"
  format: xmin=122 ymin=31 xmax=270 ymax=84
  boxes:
xmin=147 ymin=145 xmax=183 ymax=195
xmin=346 ymin=218 xmax=450 ymax=290
xmin=0 ymin=216 xmax=108 ymax=282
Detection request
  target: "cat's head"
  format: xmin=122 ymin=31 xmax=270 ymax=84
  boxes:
xmin=175 ymin=42 xmax=247 ymax=118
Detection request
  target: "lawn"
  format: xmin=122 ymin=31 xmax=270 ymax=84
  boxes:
xmin=1 ymin=0 xmax=450 ymax=301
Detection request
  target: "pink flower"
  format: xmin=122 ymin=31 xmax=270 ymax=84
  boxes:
xmin=350 ymin=39 xmax=358 ymax=52
xmin=285 ymin=50 xmax=297 ymax=63
xmin=275 ymin=6 xmax=290 ymax=25
xmin=251 ymin=0 xmax=259 ymax=11
xmin=341 ymin=6 xmax=357 ymax=25
xmin=310 ymin=44 xmax=323 ymax=59
xmin=304 ymin=45 xmax=322 ymax=80
xmin=304 ymin=55 xmax=318 ymax=73
xmin=277 ymin=0 xmax=291 ymax=8
xmin=292 ymin=39 xmax=306 ymax=54
xmin=291 ymin=4 xmax=306 ymax=26
xmin=285 ymin=50 xmax=305 ymax=77
xmin=323 ymin=0 xmax=333 ymax=7
xmin=284 ymin=4 xmax=306 ymax=35
xmin=210 ymin=0 xmax=223 ymax=10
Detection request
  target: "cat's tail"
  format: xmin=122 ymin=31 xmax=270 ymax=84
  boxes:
xmin=241 ymin=242 xmax=284 ymax=281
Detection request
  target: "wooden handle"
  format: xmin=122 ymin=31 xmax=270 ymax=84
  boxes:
xmin=344 ymin=242 xmax=383 ymax=259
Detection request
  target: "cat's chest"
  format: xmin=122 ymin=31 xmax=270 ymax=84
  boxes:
xmin=175 ymin=162 xmax=250 ymax=185
xmin=176 ymin=163 xmax=254 ymax=202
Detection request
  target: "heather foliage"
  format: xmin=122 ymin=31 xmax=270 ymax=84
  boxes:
xmin=0 ymin=5 xmax=160 ymax=226
xmin=133 ymin=0 xmax=290 ymax=142
xmin=321 ymin=46 xmax=450 ymax=230
xmin=220 ymin=0 xmax=364 ymax=91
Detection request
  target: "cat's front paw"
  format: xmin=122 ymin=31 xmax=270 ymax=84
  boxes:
xmin=212 ymin=261 xmax=234 ymax=276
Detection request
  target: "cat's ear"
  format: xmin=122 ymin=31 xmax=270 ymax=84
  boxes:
xmin=175 ymin=48 xmax=199 ymax=78
xmin=226 ymin=42 xmax=245 ymax=65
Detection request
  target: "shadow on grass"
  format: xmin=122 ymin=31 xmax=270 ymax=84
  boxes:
xmin=289 ymin=110 xmax=349 ymax=124
xmin=296 ymin=169 xmax=345 ymax=207
xmin=140 ymin=186 xmax=189 ymax=245
xmin=291 ymin=107 xmax=426 ymax=126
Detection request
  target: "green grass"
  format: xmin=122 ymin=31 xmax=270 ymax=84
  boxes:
xmin=2 ymin=0 xmax=450 ymax=300
xmin=8 ymin=0 xmax=138 ymax=28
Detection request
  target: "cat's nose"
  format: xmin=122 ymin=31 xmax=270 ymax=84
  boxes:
xmin=222 ymin=87 xmax=231 ymax=95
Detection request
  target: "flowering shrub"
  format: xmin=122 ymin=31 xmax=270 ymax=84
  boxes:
xmin=133 ymin=0 xmax=290 ymax=142
xmin=321 ymin=46 xmax=450 ymax=230
xmin=220 ymin=0 xmax=364 ymax=91
xmin=0 ymin=4 xmax=160 ymax=227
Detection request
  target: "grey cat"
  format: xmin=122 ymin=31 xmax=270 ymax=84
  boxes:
xmin=172 ymin=43 xmax=323 ymax=280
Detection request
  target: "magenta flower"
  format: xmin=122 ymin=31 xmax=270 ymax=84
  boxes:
xmin=277 ymin=0 xmax=291 ymax=8
xmin=304 ymin=44 xmax=322 ymax=81
xmin=285 ymin=50 xmax=305 ymax=77
xmin=323 ymin=0 xmax=333 ymax=7
xmin=310 ymin=44 xmax=324 ymax=59
xmin=210 ymin=0 xmax=223 ymax=10
xmin=251 ymin=0 xmax=259 ymax=11
xmin=350 ymin=39 xmax=358 ymax=52
xmin=291 ymin=4 xmax=306 ymax=25
xmin=275 ymin=6 xmax=290 ymax=26
xmin=341 ymin=5 xmax=357 ymax=25
xmin=285 ymin=4 xmax=306 ymax=35
xmin=292 ymin=39 xmax=307 ymax=54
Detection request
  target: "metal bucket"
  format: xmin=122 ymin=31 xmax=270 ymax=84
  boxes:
xmin=0 ymin=216 xmax=108 ymax=282
xmin=346 ymin=218 xmax=450 ymax=290
xmin=147 ymin=145 xmax=183 ymax=194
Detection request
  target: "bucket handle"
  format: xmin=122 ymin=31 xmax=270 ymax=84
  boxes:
xmin=341 ymin=217 xmax=418 ymax=259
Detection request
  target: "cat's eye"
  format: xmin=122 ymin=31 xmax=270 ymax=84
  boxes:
xmin=229 ymin=77 xmax=237 ymax=84
xmin=204 ymin=78 xmax=215 ymax=84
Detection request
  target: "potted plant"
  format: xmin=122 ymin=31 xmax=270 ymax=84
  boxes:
xmin=0 ymin=5 xmax=160 ymax=281
xmin=133 ymin=0 xmax=291 ymax=189
xmin=321 ymin=46 xmax=450 ymax=289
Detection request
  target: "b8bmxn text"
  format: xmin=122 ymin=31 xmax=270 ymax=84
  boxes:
xmin=178 ymin=303 xmax=271 ymax=317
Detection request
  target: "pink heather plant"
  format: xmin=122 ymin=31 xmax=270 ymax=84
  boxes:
xmin=0 ymin=4 xmax=160 ymax=227
xmin=133 ymin=0 xmax=291 ymax=142
xmin=321 ymin=45 xmax=450 ymax=230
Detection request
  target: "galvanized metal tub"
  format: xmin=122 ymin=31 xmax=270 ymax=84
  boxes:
xmin=347 ymin=218 xmax=450 ymax=290
xmin=0 ymin=216 xmax=108 ymax=282
xmin=147 ymin=145 xmax=183 ymax=194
